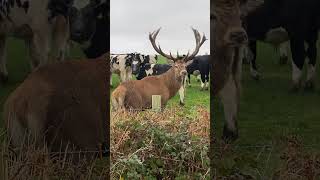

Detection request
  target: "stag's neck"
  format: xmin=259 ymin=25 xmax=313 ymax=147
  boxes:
xmin=159 ymin=67 xmax=183 ymax=97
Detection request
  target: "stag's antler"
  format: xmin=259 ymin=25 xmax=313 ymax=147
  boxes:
xmin=149 ymin=27 xmax=207 ymax=62
xmin=184 ymin=27 xmax=207 ymax=61
xmin=149 ymin=28 xmax=181 ymax=61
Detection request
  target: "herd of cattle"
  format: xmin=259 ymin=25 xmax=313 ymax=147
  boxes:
xmin=213 ymin=0 xmax=320 ymax=141
xmin=110 ymin=52 xmax=210 ymax=90
xmin=110 ymin=35 xmax=210 ymax=110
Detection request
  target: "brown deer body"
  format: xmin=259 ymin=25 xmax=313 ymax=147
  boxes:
xmin=4 ymin=53 xmax=110 ymax=157
xmin=112 ymin=28 xmax=206 ymax=110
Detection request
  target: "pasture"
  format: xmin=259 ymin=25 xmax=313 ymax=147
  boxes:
xmin=110 ymin=55 xmax=210 ymax=178
xmin=213 ymin=42 xmax=320 ymax=178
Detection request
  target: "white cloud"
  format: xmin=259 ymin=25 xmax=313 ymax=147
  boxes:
xmin=110 ymin=0 xmax=210 ymax=55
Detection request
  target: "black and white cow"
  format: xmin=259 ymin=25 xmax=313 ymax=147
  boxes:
xmin=186 ymin=55 xmax=210 ymax=90
xmin=0 ymin=0 xmax=72 ymax=82
xmin=242 ymin=0 xmax=320 ymax=90
xmin=68 ymin=0 xmax=108 ymax=59
xmin=242 ymin=26 xmax=291 ymax=80
xmin=110 ymin=53 xmax=141 ymax=86
xmin=133 ymin=54 xmax=158 ymax=80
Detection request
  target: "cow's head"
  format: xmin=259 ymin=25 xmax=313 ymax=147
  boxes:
xmin=69 ymin=0 xmax=106 ymax=43
xmin=212 ymin=0 xmax=248 ymax=48
xmin=131 ymin=53 xmax=144 ymax=75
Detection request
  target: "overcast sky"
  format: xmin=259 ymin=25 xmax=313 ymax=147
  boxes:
xmin=110 ymin=0 xmax=210 ymax=55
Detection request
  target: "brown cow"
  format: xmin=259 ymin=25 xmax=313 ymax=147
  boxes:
xmin=212 ymin=0 xmax=248 ymax=141
xmin=111 ymin=28 xmax=206 ymax=110
xmin=4 ymin=53 xmax=110 ymax=158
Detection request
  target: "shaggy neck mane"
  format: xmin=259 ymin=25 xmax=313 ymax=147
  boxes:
xmin=157 ymin=66 xmax=182 ymax=97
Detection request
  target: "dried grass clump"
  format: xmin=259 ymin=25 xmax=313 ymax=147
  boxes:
xmin=273 ymin=136 xmax=320 ymax=180
xmin=111 ymin=106 xmax=210 ymax=179
xmin=0 ymin=132 xmax=109 ymax=180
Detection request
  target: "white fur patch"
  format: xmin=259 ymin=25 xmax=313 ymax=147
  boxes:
xmin=201 ymin=81 xmax=205 ymax=88
xmin=292 ymin=60 xmax=302 ymax=84
xmin=307 ymin=64 xmax=316 ymax=81
xmin=132 ymin=61 xmax=139 ymax=65
xmin=73 ymin=0 xmax=90 ymax=10
xmin=179 ymin=86 xmax=185 ymax=103
xmin=145 ymin=64 xmax=155 ymax=76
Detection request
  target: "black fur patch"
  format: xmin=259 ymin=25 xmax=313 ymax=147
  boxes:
xmin=22 ymin=1 xmax=28 ymax=13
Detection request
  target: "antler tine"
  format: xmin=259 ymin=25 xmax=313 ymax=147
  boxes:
xmin=149 ymin=28 xmax=179 ymax=62
xmin=169 ymin=52 xmax=176 ymax=60
xmin=185 ymin=27 xmax=207 ymax=61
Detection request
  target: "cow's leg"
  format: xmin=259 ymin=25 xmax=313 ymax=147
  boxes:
xmin=0 ymin=35 xmax=8 ymax=83
xmin=187 ymin=73 xmax=191 ymax=86
xmin=200 ymin=73 xmax=208 ymax=90
xmin=219 ymin=75 xmax=238 ymax=141
xmin=29 ymin=32 xmax=50 ymax=70
xmin=279 ymin=42 xmax=289 ymax=65
xmin=204 ymin=74 xmax=209 ymax=91
xmin=249 ymin=40 xmax=260 ymax=80
xmin=305 ymin=31 xmax=318 ymax=90
xmin=51 ymin=15 xmax=69 ymax=61
xmin=290 ymin=38 xmax=305 ymax=91
xmin=197 ymin=74 xmax=201 ymax=82
xmin=120 ymin=70 xmax=126 ymax=82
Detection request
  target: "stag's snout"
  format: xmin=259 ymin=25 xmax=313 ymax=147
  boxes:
xmin=226 ymin=28 xmax=248 ymax=46
xmin=181 ymin=70 xmax=187 ymax=76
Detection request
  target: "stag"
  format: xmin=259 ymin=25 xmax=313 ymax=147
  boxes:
xmin=111 ymin=28 xmax=206 ymax=110
xmin=4 ymin=53 xmax=110 ymax=158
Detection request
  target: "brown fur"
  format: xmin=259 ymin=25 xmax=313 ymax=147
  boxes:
xmin=211 ymin=0 xmax=247 ymax=140
xmin=4 ymin=53 xmax=110 ymax=156
xmin=112 ymin=60 xmax=186 ymax=110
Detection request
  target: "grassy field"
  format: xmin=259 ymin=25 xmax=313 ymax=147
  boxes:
xmin=213 ymin=42 xmax=320 ymax=178
xmin=110 ymin=56 xmax=210 ymax=178
xmin=110 ymin=55 xmax=210 ymax=110
xmin=0 ymin=40 xmax=211 ymax=178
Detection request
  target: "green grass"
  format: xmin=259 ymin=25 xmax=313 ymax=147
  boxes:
xmin=110 ymin=55 xmax=210 ymax=112
xmin=213 ymin=42 xmax=320 ymax=178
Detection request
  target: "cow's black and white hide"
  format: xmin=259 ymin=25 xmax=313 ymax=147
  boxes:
xmin=134 ymin=54 xmax=158 ymax=80
xmin=0 ymin=0 xmax=71 ymax=83
xmin=242 ymin=26 xmax=291 ymax=80
xmin=68 ymin=0 xmax=108 ymax=59
xmin=110 ymin=53 xmax=140 ymax=86
xmin=130 ymin=53 xmax=144 ymax=75
xmin=186 ymin=55 xmax=210 ymax=90
xmin=242 ymin=0 xmax=320 ymax=90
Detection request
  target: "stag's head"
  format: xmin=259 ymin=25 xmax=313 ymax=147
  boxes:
xmin=212 ymin=0 xmax=248 ymax=48
xmin=149 ymin=28 xmax=207 ymax=78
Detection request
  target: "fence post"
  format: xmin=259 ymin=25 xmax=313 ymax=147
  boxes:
xmin=152 ymin=95 xmax=161 ymax=112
